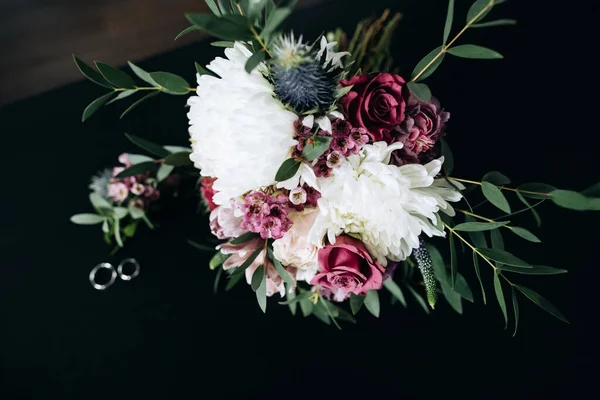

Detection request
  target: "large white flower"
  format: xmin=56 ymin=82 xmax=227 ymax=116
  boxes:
xmin=309 ymin=142 xmax=463 ymax=265
xmin=187 ymin=42 xmax=298 ymax=207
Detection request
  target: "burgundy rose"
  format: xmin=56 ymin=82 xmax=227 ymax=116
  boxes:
xmin=200 ymin=177 xmax=218 ymax=211
xmin=311 ymin=236 xmax=384 ymax=297
xmin=339 ymin=73 xmax=408 ymax=142
xmin=391 ymin=94 xmax=450 ymax=165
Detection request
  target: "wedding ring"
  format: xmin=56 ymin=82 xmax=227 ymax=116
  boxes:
xmin=117 ymin=258 xmax=140 ymax=281
xmin=89 ymin=262 xmax=117 ymax=290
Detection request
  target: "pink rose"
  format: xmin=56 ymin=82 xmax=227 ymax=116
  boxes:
xmin=311 ymin=236 xmax=384 ymax=297
xmin=339 ymin=73 xmax=407 ymax=142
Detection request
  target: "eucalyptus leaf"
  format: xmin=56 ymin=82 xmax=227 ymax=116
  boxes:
xmin=511 ymin=287 xmax=519 ymax=336
xmin=251 ymin=265 xmax=265 ymax=291
xmin=513 ymin=284 xmax=569 ymax=324
xmin=230 ymin=231 xmax=259 ymax=244
xmin=211 ymin=41 xmax=235 ymax=47
xmin=516 ymin=191 xmax=542 ymax=226
xmin=383 ymin=280 xmax=407 ymax=307
xmin=275 ymin=158 xmax=301 ymax=182
xmin=268 ymin=248 xmax=295 ymax=289
xmin=464 ymin=216 xmax=488 ymax=249
xmin=302 ymin=136 xmax=332 ymax=161
xmin=106 ymin=89 xmax=137 ymax=105
xmin=299 ymin=297 xmax=314 ymax=317
xmin=128 ymin=205 xmax=145 ymax=220
xmin=208 ymin=251 xmax=229 ymax=270
xmin=126 ymin=154 xmax=154 ymax=164
xmin=149 ymin=72 xmax=189 ymax=95
xmin=120 ymin=91 xmax=159 ymax=118
xmin=482 ymin=171 xmax=510 ymax=185
xmin=404 ymin=284 xmax=430 ymax=314
xmin=163 ymin=152 xmax=192 ymax=167
xmin=95 ymin=62 xmax=136 ymax=88
xmin=115 ymin=161 xmax=155 ymax=178
xmin=447 ymin=45 xmax=503 ymax=59
xmin=517 ymin=183 xmax=556 ymax=199
xmin=509 ymin=226 xmax=541 ymax=243
xmin=225 ymin=270 xmax=246 ymax=290
xmin=443 ymin=0 xmax=455 ymax=44
xmin=156 ymin=164 xmax=174 ymax=182
xmin=467 ymin=0 xmax=494 ymax=24
xmin=187 ymin=240 xmax=216 ymax=252
xmin=175 ymin=25 xmax=201 ymax=40
xmin=205 ymin=0 xmax=222 ymax=16
xmin=164 ymin=146 xmax=192 ymax=154
xmin=493 ymin=271 xmax=508 ymax=328
xmin=441 ymin=139 xmax=454 ymax=175
xmin=424 ymin=242 xmax=447 ymax=283
xmin=407 ymin=81 xmax=431 ymax=102
xmin=481 ymin=182 xmax=511 ymax=213
xmin=454 ymin=221 xmax=509 ymax=232
xmin=582 ymin=182 xmax=600 ymax=197
xmin=256 ymin=271 xmax=267 ymax=312
xmin=472 ymin=253 xmax=486 ymax=304
xmin=261 ymin=7 xmax=292 ymax=38
xmin=73 ymin=55 xmax=113 ymax=88
xmin=82 ymin=92 xmax=113 ymax=122
xmin=320 ymin=298 xmax=342 ymax=329
xmin=440 ymin=281 xmax=462 ymax=314
xmin=113 ymin=207 xmax=128 ymax=220
xmin=449 ymin=231 xmax=457 ymax=287
xmin=476 ymin=248 xmax=531 ymax=267
xmin=285 ymin=285 xmax=297 ymax=315
xmin=472 ymin=19 xmax=517 ymax=28
xmin=245 ymin=50 xmax=267 ymax=73
xmin=364 ymin=290 xmax=380 ymax=318
xmin=90 ymin=193 xmax=112 ymax=213
xmin=412 ymin=47 xmax=445 ymax=82
xmin=213 ymin=268 xmax=223 ymax=293
xmin=127 ymin=61 xmax=159 ymax=86
xmin=550 ymin=190 xmax=600 ymax=211
xmin=125 ymin=134 xmax=170 ymax=157
xmin=185 ymin=13 xmax=252 ymax=41
xmin=70 ymin=214 xmax=105 ymax=225
xmin=102 ymin=219 xmax=110 ymax=233
xmin=454 ymin=273 xmax=474 ymax=302
xmin=490 ymin=228 xmax=504 ymax=250
xmin=496 ymin=265 xmax=567 ymax=275
xmin=246 ymin=0 xmax=267 ymax=21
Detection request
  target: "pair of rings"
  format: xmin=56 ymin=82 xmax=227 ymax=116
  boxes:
xmin=89 ymin=258 xmax=140 ymax=290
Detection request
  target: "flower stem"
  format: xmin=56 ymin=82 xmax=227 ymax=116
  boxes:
xmin=457 ymin=209 xmax=495 ymax=223
xmin=448 ymin=176 xmax=552 ymax=197
xmin=411 ymin=0 xmax=495 ymax=82
xmin=443 ymin=223 xmax=497 ymax=271
xmin=250 ymin=25 xmax=272 ymax=57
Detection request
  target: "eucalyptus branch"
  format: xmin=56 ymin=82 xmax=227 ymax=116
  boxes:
xmin=448 ymin=177 xmax=552 ymax=198
xmin=444 ymin=223 xmax=497 ymax=271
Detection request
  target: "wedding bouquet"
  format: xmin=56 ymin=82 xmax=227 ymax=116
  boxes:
xmin=71 ymin=0 xmax=599 ymax=331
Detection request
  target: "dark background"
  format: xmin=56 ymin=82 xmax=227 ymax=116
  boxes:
xmin=0 ymin=0 xmax=597 ymax=398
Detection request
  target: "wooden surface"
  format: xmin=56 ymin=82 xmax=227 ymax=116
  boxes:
xmin=0 ymin=0 xmax=322 ymax=106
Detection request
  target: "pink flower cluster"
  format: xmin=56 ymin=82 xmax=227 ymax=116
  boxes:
xmin=106 ymin=153 xmax=161 ymax=209
xmin=287 ymin=183 xmax=321 ymax=212
xmin=240 ymin=191 xmax=292 ymax=240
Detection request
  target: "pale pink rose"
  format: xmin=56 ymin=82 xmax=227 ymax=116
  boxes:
xmin=210 ymin=206 xmax=246 ymax=240
xmin=107 ymin=182 xmax=128 ymax=202
xmin=130 ymin=183 xmax=145 ymax=196
xmin=118 ymin=153 xmax=132 ymax=167
xmin=112 ymin=167 xmax=125 ymax=177
xmin=272 ymin=209 xmax=320 ymax=283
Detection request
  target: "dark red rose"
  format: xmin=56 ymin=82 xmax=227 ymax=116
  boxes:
xmin=311 ymin=236 xmax=384 ymax=298
xmin=200 ymin=177 xmax=218 ymax=211
xmin=339 ymin=73 xmax=408 ymax=142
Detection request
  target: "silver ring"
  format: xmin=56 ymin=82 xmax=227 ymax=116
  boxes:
xmin=118 ymin=258 xmax=140 ymax=281
xmin=89 ymin=263 xmax=117 ymax=290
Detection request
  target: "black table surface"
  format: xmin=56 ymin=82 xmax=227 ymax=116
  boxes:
xmin=0 ymin=0 xmax=595 ymax=398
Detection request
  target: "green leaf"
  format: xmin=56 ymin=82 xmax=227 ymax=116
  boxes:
xmin=278 ymin=290 xmax=310 ymax=305
xmin=454 ymin=221 xmax=509 ymax=232
xmin=425 ymin=243 xmax=447 ymax=283
xmin=73 ymin=55 xmax=113 ymax=88
xmin=245 ymin=50 xmax=267 ymax=73
xmin=302 ymin=136 xmax=332 ymax=161
xmin=467 ymin=0 xmax=494 ymax=24
xmin=126 ymin=154 xmax=154 ymax=164
xmin=440 ymin=281 xmax=462 ymax=314
xmin=175 ymin=25 xmax=201 ymax=40
xmin=230 ymin=231 xmax=259 ymax=244
xmin=349 ymin=293 xmax=365 ymax=315
xmin=225 ymin=270 xmax=245 ymax=290
xmin=454 ymin=273 xmax=474 ymax=302
xmin=90 ymin=193 xmax=112 ymax=213
xmin=320 ymin=298 xmax=342 ymax=330
xmin=164 ymin=145 xmax=192 ymax=154
xmin=582 ymin=182 xmax=600 ymax=197
xmin=213 ymin=268 xmax=223 ymax=293
xmin=185 ymin=13 xmax=252 ymax=41
xmin=481 ymin=182 xmax=511 ymax=213
xmin=513 ymin=284 xmax=569 ymax=324
xmin=364 ymin=290 xmax=380 ymax=318
xmin=231 ymin=246 xmax=263 ymax=273
xmin=278 ymin=0 xmax=297 ymax=8
xmin=268 ymin=248 xmax=295 ymax=289
xmin=156 ymin=164 xmax=174 ymax=182
xmin=123 ymin=221 xmax=137 ymax=237
xmin=194 ymin=62 xmax=215 ymax=78
xmin=490 ymin=228 xmax=504 ymax=250
xmin=472 ymin=19 xmax=517 ymax=28
xmin=246 ymin=0 xmax=267 ymax=21
xmin=509 ymin=226 xmax=541 ymax=243
xmin=251 ymin=265 xmax=265 ymax=291
xmin=95 ymin=62 xmax=136 ymax=88
xmin=299 ymin=297 xmax=314 ymax=317
xmin=188 ymin=240 xmax=216 ymax=252
xmin=482 ymin=171 xmax=510 ymax=185
xmin=311 ymin=301 xmax=331 ymax=325
xmin=407 ymin=81 xmax=431 ymax=102
xmin=496 ymin=265 xmax=567 ymax=275
xmin=114 ymin=218 xmax=124 ymax=247
xmin=275 ymin=158 xmax=301 ymax=182
xmin=516 ymin=191 xmax=542 ymax=227
xmin=113 ymin=207 xmax=128 ymax=220
xmin=115 ymin=161 xmax=155 ymax=178
xmin=447 ymin=45 xmax=503 ymax=59
xmin=120 ymin=91 xmax=159 ymax=118
xmin=265 ymin=0 xmax=276 ymax=19
xmin=443 ymin=0 xmax=455 ymax=44
xmin=511 ymin=287 xmax=519 ymax=337
xmin=449 ymin=231 xmax=457 ymax=287
xmin=211 ymin=40 xmax=235 ymax=47
xmin=441 ymin=139 xmax=454 ymax=175
xmin=550 ymin=190 xmax=600 ymax=211
xmin=384 ymin=280 xmax=407 ymax=307
xmin=217 ymin=0 xmax=232 ymax=13
xmin=82 ymin=92 xmax=113 ymax=122
xmin=472 ymin=253 xmax=486 ymax=304
xmin=148 ymin=72 xmax=189 ymax=95
xmin=205 ymin=0 xmax=222 ymax=16
xmin=463 ymin=216 xmax=488 ymax=249
xmin=476 ymin=248 xmax=531 ymax=267
xmin=128 ymin=205 xmax=145 ymax=220
xmin=493 ymin=271 xmax=508 ymax=328
xmin=518 ymin=183 xmax=556 ymax=199
xmin=102 ymin=219 xmax=110 ymax=233
xmin=127 ymin=61 xmax=159 ymax=86
xmin=125 ymin=134 xmax=170 ymax=157
xmin=255 ymin=271 xmax=267 ymax=312
xmin=70 ymin=214 xmax=105 ymax=225
xmin=163 ymin=152 xmax=192 ymax=167
xmin=106 ymin=89 xmax=137 ymax=105
xmin=209 ymin=251 xmax=229 ymax=270
xmin=286 ymin=285 xmax=297 ymax=315
xmin=412 ymin=47 xmax=445 ymax=82
xmin=261 ymin=7 xmax=292 ymax=38
xmin=404 ymin=284 xmax=430 ymax=314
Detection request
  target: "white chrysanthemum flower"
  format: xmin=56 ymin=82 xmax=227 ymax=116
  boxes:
xmin=187 ymin=42 xmax=298 ymax=207
xmin=309 ymin=141 xmax=463 ymax=265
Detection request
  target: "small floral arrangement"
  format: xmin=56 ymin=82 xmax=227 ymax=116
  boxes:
xmin=72 ymin=0 xmax=599 ymax=332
